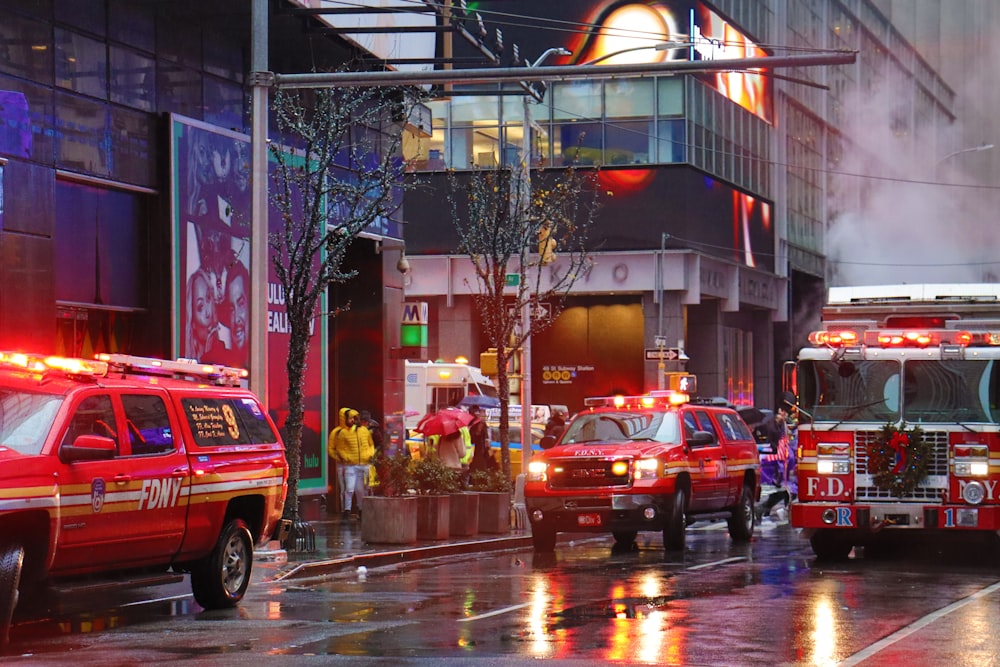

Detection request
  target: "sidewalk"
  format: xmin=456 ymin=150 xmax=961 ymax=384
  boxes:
xmin=255 ymin=501 xmax=533 ymax=582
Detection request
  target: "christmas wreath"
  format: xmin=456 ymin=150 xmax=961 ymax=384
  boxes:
xmin=868 ymin=422 xmax=932 ymax=497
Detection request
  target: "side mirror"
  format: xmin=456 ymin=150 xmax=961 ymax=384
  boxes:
xmin=540 ymin=434 xmax=557 ymax=450
xmin=60 ymin=434 xmax=117 ymax=463
xmin=686 ymin=430 xmax=716 ymax=448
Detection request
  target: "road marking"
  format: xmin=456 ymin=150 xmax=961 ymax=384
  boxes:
xmin=120 ymin=593 xmax=190 ymax=608
xmin=458 ymin=602 xmax=531 ymax=622
xmin=837 ymin=579 xmax=1000 ymax=666
xmin=686 ymin=556 xmax=747 ymax=571
xmin=459 ymin=555 xmax=748 ymax=622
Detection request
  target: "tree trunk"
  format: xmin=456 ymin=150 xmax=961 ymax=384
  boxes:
xmin=497 ymin=356 xmax=511 ymax=484
xmin=281 ymin=315 xmax=311 ymax=523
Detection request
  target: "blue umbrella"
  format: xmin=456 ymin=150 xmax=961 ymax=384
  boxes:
xmin=458 ymin=394 xmax=500 ymax=409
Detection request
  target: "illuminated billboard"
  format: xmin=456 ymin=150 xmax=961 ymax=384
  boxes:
xmin=692 ymin=3 xmax=772 ymax=123
xmin=454 ymin=1 xmax=772 ymax=122
xmin=170 ymin=115 xmax=328 ymax=493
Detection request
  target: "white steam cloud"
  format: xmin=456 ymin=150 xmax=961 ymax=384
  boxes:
xmin=826 ymin=40 xmax=1000 ymax=286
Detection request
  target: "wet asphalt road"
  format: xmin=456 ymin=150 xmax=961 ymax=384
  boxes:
xmin=8 ymin=520 xmax=1000 ymax=666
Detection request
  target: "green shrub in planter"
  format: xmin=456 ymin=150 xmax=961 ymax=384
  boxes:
xmin=370 ymin=450 xmax=414 ymax=497
xmin=411 ymin=457 xmax=462 ymax=495
xmin=468 ymin=468 xmax=512 ymax=493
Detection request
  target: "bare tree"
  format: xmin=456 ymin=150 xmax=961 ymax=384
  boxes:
xmin=448 ymin=160 xmax=602 ymax=481
xmin=268 ymin=84 xmax=415 ymax=525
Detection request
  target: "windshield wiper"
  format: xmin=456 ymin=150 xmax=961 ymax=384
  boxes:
xmin=826 ymin=398 xmax=893 ymax=431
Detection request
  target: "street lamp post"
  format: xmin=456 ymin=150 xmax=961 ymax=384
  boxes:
xmin=936 ymin=142 xmax=994 ymax=166
xmin=579 ymin=41 xmax=690 ymax=67
xmin=519 ymin=47 xmax=570 ymax=477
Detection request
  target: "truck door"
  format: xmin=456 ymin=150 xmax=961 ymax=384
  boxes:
xmin=682 ymin=409 xmax=726 ymax=508
xmin=115 ymin=391 xmax=189 ymax=563
xmin=711 ymin=411 xmax=751 ymax=505
xmin=52 ymin=392 xmax=125 ymax=573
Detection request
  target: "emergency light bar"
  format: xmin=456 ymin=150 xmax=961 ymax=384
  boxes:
xmin=0 ymin=351 xmax=109 ymax=378
xmin=96 ymin=353 xmax=248 ymax=386
xmin=584 ymin=391 xmax=690 ymax=409
xmin=808 ymin=329 xmax=1000 ymax=349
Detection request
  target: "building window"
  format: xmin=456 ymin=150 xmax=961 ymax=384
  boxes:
xmin=55 ymin=92 xmax=110 ymax=176
xmin=110 ymin=45 xmax=155 ymax=111
xmin=55 ymin=29 xmax=107 ymax=100
xmin=0 ymin=13 xmax=52 ymax=84
xmin=723 ymin=327 xmax=754 ymax=406
xmin=55 ymin=179 xmax=148 ymax=310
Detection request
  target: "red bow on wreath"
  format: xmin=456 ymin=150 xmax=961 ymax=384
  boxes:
xmin=888 ymin=431 xmax=909 ymax=474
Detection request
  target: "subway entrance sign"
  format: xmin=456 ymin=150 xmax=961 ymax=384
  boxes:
xmin=400 ymin=301 xmax=428 ymax=352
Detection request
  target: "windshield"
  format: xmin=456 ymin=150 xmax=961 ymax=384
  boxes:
xmin=903 ymin=359 xmax=999 ymax=423
xmin=561 ymin=411 xmax=680 ymax=444
xmin=799 ymin=358 xmax=1000 ymax=424
xmin=798 ymin=360 xmax=901 ymax=422
xmin=470 ymin=381 xmax=499 ymax=400
xmin=0 ymin=389 xmax=64 ymax=455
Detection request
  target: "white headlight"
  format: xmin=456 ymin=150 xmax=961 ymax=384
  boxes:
xmin=970 ymin=461 xmax=989 ymax=476
xmin=634 ymin=458 xmax=660 ymax=479
xmin=527 ymin=460 xmax=548 ymax=481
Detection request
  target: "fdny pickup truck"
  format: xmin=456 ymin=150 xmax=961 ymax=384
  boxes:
xmin=524 ymin=391 xmax=760 ymax=552
xmin=0 ymin=352 xmax=290 ymax=647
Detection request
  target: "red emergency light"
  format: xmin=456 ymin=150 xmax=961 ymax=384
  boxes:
xmin=807 ymin=330 xmax=858 ymax=347
xmin=808 ymin=328 xmax=1000 ymax=348
xmin=584 ymin=391 xmax=690 ymax=409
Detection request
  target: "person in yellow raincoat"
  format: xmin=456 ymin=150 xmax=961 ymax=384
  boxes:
xmin=328 ymin=407 xmax=375 ymax=518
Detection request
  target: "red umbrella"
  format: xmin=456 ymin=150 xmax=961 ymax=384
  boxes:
xmin=415 ymin=407 xmax=476 ymax=437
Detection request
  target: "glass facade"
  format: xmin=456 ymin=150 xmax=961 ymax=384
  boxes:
xmin=406 ymin=75 xmax=769 ymax=199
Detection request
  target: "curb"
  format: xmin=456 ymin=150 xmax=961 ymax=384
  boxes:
xmin=267 ymin=534 xmax=533 ymax=581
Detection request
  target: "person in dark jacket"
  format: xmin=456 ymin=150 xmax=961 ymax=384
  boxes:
xmin=755 ymin=406 xmax=791 ymax=521
xmin=360 ymin=409 xmax=384 ymax=453
xmin=467 ymin=406 xmax=496 ymax=473
xmin=544 ymin=408 xmax=567 ymax=440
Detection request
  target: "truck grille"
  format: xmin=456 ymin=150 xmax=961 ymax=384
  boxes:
xmin=854 ymin=429 xmax=949 ymax=502
xmin=547 ymin=458 xmax=631 ymax=490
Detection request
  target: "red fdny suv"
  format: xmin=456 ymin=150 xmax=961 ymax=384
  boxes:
xmin=524 ymin=391 xmax=760 ymax=552
xmin=0 ymin=352 xmax=290 ymax=648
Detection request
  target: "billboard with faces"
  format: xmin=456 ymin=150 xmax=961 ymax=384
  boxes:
xmin=454 ymin=0 xmax=772 ymax=123
xmin=170 ymin=115 xmax=329 ymax=492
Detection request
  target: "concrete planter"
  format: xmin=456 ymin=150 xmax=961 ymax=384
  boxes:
xmin=476 ymin=491 xmax=511 ymax=534
xmin=448 ymin=492 xmax=480 ymax=537
xmin=416 ymin=494 xmax=451 ymax=540
xmin=361 ymin=495 xmax=418 ymax=545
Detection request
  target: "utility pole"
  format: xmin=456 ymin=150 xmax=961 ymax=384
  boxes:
xmin=249 ymin=0 xmax=270 ymax=404
xmin=519 ymin=48 xmax=570 ymax=476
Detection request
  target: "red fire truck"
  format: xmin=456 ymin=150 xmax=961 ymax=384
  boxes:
xmin=789 ymin=283 xmax=1000 ymax=559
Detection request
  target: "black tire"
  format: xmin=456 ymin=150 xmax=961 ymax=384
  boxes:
xmin=191 ymin=519 xmax=253 ymax=609
xmin=531 ymin=526 xmax=556 ymax=552
xmin=0 ymin=544 xmax=24 ymax=651
xmin=663 ymin=487 xmax=687 ymax=551
xmin=810 ymin=530 xmax=854 ymax=561
xmin=612 ymin=530 xmax=638 ymax=546
xmin=727 ymin=484 xmax=755 ymax=542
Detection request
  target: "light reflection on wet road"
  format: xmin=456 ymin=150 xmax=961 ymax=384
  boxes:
xmin=8 ymin=523 xmax=1000 ymax=666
